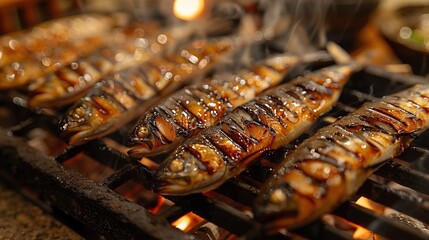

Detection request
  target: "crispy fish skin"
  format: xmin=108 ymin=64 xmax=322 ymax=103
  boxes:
xmin=154 ymin=64 xmax=358 ymax=195
xmin=0 ymin=14 xmax=118 ymax=90
xmin=27 ymin=23 xmax=184 ymax=108
xmin=127 ymin=53 xmax=317 ymax=158
xmin=254 ymin=84 xmax=429 ymax=233
xmin=60 ymin=37 xmax=234 ymax=146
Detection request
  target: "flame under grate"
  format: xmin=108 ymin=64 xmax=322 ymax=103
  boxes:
xmin=0 ymin=65 xmax=429 ymax=240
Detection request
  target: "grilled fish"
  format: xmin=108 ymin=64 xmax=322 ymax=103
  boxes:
xmin=254 ymin=84 xmax=429 ymax=233
xmin=26 ymin=22 xmax=167 ymax=108
xmin=127 ymin=52 xmax=329 ymax=158
xmin=60 ymin=37 xmax=235 ymax=146
xmin=0 ymin=13 xmax=119 ymax=90
xmin=154 ymin=63 xmax=359 ymax=195
xmin=27 ymin=18 xmax=233 ymax=108
xmin=0 ymin=13 xmax=116 ymax=66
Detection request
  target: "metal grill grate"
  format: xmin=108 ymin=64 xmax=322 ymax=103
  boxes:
xmin=0 ymin=65 xmax=429 ymax=240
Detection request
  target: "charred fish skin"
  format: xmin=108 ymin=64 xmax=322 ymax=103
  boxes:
xmin=154 ymin=64 xmax=358 ymax=195
xmin=27 ymin=23 xmax=174 ymax=108
xmin=0 ymin=14 xmax=119 ymax=90
xmin=60 ymin=38 xmax=234 ymax=146
xmin=254 ymin=84 xmax=429 ymax=233
xmin=127 ymin=53 xmax=311 ymax=158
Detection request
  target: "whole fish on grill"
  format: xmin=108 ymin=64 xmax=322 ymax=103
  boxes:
xmin=0 ymin=13 xmax=117 ymax=66
xmin=26 ymin=22 xmax=170 ymax=108
xmin=0 ymin=13 xmax=121 ymax=90
xmin=154 ymin=59 xmax=359 ymax=195
xmin=27 ymin=18 xmax=239 ymax=108
xmin=127 ymin=51 xmax=330 ymax=158
xmin=254 ymin=84 xmax=429 ymax=233
xmin=60 ymin=37 xmax=236 ymax=146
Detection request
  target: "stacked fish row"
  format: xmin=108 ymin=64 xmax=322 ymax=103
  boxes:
xmin=2 ymin=13 xmax=429 ymax=236
xmin=0 ymin=13 xmax=121 ymax=90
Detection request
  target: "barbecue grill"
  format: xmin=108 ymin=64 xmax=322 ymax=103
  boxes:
xmin=1 ymin=61 xmax=429 ymax=240
xmin=1 ymin=1 xmax=429 ymax=240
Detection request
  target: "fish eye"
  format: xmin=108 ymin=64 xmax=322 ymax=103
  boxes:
xmin=269 ymin=189 xmax=286 ymax=205
xmin=71 ymin=106 xmax=86 ymax=119
xmin=137 ymin=126 xmax=149 ymax=138
xmin=168 ymin=159 xmax=184 ymax=173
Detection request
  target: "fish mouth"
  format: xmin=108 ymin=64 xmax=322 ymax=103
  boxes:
xmin=127 ymin=142 xmax=152 ymax=158
xmin=66 ymin=120 xmax=115 ymax=146
xmin=68 ymin=128 xmax=97 ymax=146
xmin=128 ymin=141 xmax=180 ymax=158
xmin=154 ymin=167 xmax=228 ymax=196
xmin=155 ymin=177 xmax=196 ymax=195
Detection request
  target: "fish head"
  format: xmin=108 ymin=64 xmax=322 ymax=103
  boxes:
xmin=254 ymin=185 xmax=300 ymax=234
xmin=127 ymin=112 xmax=178 ymax=158
xmin=154 ymin=143 xmax=227 ymax=195
xmin=59 ymin=99 xmax=102 ymax=145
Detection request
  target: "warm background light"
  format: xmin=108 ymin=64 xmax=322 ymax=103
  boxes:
xmin=173 ymin=0 xmax=205 ymax=21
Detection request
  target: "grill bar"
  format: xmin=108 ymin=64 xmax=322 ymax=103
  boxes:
xmin=101 ymin=164 xmax=135 ymax=189
xmin=334 ymin=202 xmax=428 ymax=240
xmin=0 ymin=62 xmax=428 ymax=239
xmin=375 ymin=161 xmax=429 ymax=195
xmin=358 ymin=179 xmax=429 ymax=223
xmin=0 ymin=129 xmax=189 ymax=240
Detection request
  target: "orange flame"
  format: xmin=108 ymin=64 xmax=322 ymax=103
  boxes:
xmin=171 ymin=212 xmax=205 ymax=232
xmin=353 ymin=197 xmax=385 ymax=239
xmin=147 ymin=196 xmax=165 ymax=214
xmin=173 ymin=0 xmax=205 ymax=21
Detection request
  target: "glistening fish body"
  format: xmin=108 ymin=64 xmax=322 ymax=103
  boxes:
xmin=60 ymin=37 xmax=234 ymax=146
xmin=254 ymin=84 xmax=429 ymax=233
xmin=27 ymin=22 xmax=175 ymax=108
xmin=128 ymin=53 xmax=327 ymax=158
xmin=155 ymin=64 xmax=358 ymax=195
xmin=0 ymin=14 xmax=118 ymax=90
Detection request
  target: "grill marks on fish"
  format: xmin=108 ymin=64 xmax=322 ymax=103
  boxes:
xmin=61 ymin=38 xmax=233 ymax=146
xmin=27 ymin=25 xmax=169 ymax=108
xmin=128 ymin=54 xmax=325 ymax=157
xmin=255 ymin=85 xmax=429 ymax=232
xmin=154 ymin=64 xmax=357 ymax=195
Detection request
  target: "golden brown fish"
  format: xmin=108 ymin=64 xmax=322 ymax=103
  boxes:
xmin=0 ymin=13 xmax=119 ymax=90
xmin=127 ymin=51 xmax=329 ymax=158
xmin=154 ymin=62 xmax=359 ymax=195
xmin=60 ymin=37 xmax=235 ymax=146
xmin=0 ymin=13 xmax=116 ymax=66
xmin=254 ymin=84 xmax=429 ymax=234
xmin=26 ymin=18 xmax=235 ymax=108
xmin=26 ymin=22 xmax=168 ymax=108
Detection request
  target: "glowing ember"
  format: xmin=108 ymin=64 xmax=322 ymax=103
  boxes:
xmin=353 ymin=197 xmax=385 ymax=239
xmin=173 ymin=0 xmax=205 ymax=21
xmin=171 ymin=212 xmax=205 ymax=232
xmin=355 ymin=196 xmax=385 ymax=214
xmin=147 ymin=196 xmax=165 ymax=214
